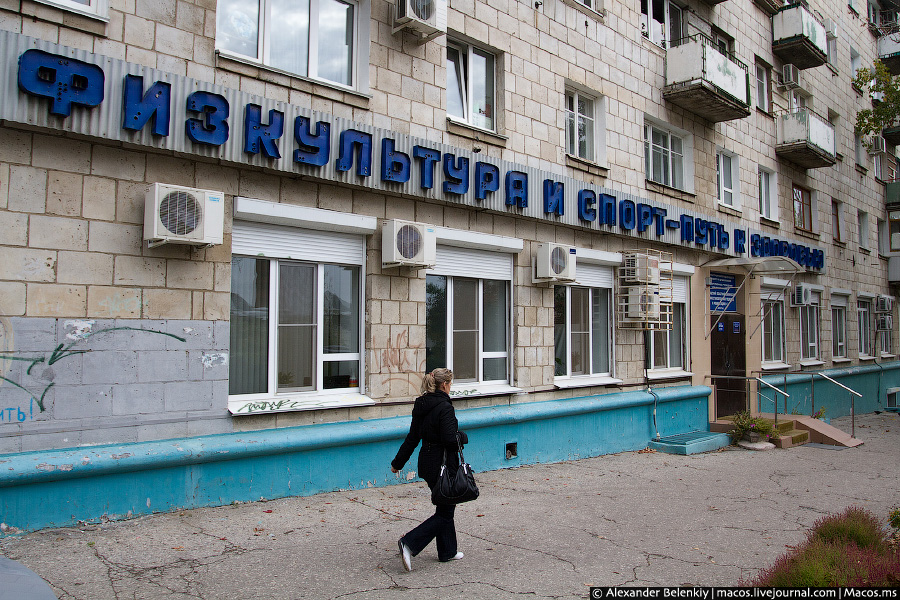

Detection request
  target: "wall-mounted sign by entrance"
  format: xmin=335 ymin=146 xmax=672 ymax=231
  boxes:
xmin=709 ymin=272 xmax=738 ymax=313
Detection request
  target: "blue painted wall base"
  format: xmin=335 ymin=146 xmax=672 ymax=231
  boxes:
xmin=0 ymin=386 xmax=710 ymax=533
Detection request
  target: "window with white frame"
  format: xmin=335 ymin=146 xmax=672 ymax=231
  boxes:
xmin=645 ymin=277 xmax=689 ymax=372
xmin=566 ymin=88 xmax=599 ymax=162
xmin=799 ymin=291 xmax=820 ymax=361
xmin=553 ymin=264 xmax=614 ymax=380
xmin=759 ymin=167 xmax=777 ymax=220
xmin=717 ymin=150 xmax=739 ymax=208
xmin=826 ymin=29 xmax=838 ymax=70
xmin=35 ymin=0 xmax=108 ymax=19
xmin=855 ymin=133 xmax=866 ymax=167
xmin=851 ymin=46 xmax=862 ymax=77
xmin=858 ymin=298 xmax=873 ymax=356
xmin=832 ymin=295 xmax=848 ymax=359
xmin=229 ymin=216 xmax=369 ymax=403
xmin=879 ymin=320 xmax=893 ymax=355
xmin=878 ymin=218 xmax=889 ymax=255
xmin=644 ymin=122 xmax=687 ymax=190
xmin=858 ymin=209 xmax=870 ymax=249
xmin=447 ymin=39 xmax=497 ymax=132
xmin=761 ymin=293 xmax=785 ymax=364
xmin=889 ymin=210 xmax=900 ymax=251
xmin=755 ymin=60 xmax=771 ymax=113
xmin=640 ymin=0 xmax=683 ymax=47
xmin=216 ymin=0 xmax=367 ymax=89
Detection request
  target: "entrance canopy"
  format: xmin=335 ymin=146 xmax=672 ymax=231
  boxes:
xmin=702 ymin=256 xmax=804 ymax=276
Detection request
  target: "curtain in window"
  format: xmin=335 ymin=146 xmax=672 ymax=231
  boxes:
xmin=229 ymin=256 xmax=270 ymax=395
xmin=270 ymin=0 xmax=310 ymax=76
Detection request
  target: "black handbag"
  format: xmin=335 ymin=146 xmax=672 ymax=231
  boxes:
xmin=431 ymin=433 xmax=479 ymax=505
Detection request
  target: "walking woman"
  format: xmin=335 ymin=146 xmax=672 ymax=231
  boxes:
xmin=390 ymin=368 xmax=467 ymax=571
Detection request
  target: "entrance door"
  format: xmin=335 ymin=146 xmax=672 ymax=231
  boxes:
xmin=710 ymin=314 xmax=746 ymax=418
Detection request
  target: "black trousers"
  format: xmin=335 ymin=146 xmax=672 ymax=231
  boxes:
xmin=401 ymin=503 xmax=457 ymax=561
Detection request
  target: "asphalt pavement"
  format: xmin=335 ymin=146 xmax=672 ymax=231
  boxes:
xmin=1 ymin=411 xmax=898 ymax=599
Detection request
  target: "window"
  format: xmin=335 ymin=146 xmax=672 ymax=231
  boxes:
xmin=851 ymin=47 xmax=862 ymax=82
xmin=789 ymin=90 xmax=808 ymax=113
xmin=761 ymin=296 xmax=785 ymax=364
xmin=640 ymin=0 xmax=683 ymax=47
xmin=832 ymin=302 xmax=847 ymax=359
xmin=858 ymin=299 xmax=873 ymax=356
xmin=447 ymin=40 xmax=497 ymax=132
xmin=755 ymin=61 xmax=771 ymax=113
xmin=878 ymin=218 xmax=889 ymax=255
xmin=216 ymin=0 xmax=367 ymax=89
xmin=712 ymin=29 xmax=733 ymax=55
xmin=35 ymin=0 xmax=108 ymax=19
xmin=426 ymin=275 xmax=509 ymax=383
xmin=889 ymin=210 xmax=900 ymax=251
xmin=832 ymin=200 xmax=845 ymax=243
xmin=793 ymin=184 xmax=813 ymax=231
xmin=717 ymin=151 xmax=738 ymax=208
xmin=645 ymin=123 xmax=685 ymax=190
xmin=799 ymin=292 xmax=820 ymax=361
xmin=879 ymin=321 xmax=893 ymax=355
xmin=554 ymin=285 xmax=613 ymax=378
xmin=858 ymin=210 xmax=870 ymax=249
xmin=566 ymin=89 xmax=597 ymax=162
xmin=826 ymin=29 xmax=838 ymax=70
xmin=645 ymin=276 xmax=689 ymax=372
xmin=759 ymin=167 xmax=777 ymax=220
xmin=229 ymin=257 xmax=361 ymax=395
xmin=855 ymin=133 xmax=867 ymax=166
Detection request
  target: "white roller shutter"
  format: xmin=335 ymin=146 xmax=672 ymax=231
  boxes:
xmin=672 ymin=276 xmax=689 ymax=303
xmin=429 ymin=245 xmax=513 ymax=280
xmin=576 ymin=263 xmax=614 ymax=288
xmin=830 ymin=293 xmax=848 ymax=308
xmin=232 ymin=220 xmax=365 ymax=265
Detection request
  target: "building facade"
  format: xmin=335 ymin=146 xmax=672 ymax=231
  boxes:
xmin=1 ymin=0 xmax=899 ymax=531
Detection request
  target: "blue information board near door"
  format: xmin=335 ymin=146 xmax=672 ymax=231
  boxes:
xmin=709 ymin=272 xmax=737 ymax=313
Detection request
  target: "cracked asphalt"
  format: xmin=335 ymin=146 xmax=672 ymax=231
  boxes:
xmin=2 ymin=411 xmax=898 ymax=599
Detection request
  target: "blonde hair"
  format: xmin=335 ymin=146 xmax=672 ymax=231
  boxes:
xmin=421 ymin=368 xmax=453 ymax=394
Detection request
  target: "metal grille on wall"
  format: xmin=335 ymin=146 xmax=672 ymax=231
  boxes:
xmin=617 ymin=249 xmax=674 ymax=330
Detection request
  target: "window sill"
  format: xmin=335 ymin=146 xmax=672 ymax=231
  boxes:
xmin=856 ymin=164 xmax=869 ymax=176
xmin=215 ymin=52 xmax=372 ymax=109
xmin=756 ymin=107 xmax=775 ymax=119
xmin=794 ymin=229 xmax=819 ymax=241
xmin=561 ymin=0 xmax=605 ymax=21
xmin=645 ymin=369 xmax=693 ymax=381
xmin=565 ymin=154 xmax=609 ymax=179
xmin=228 ymin=392 xmax=376 ymax=415
xmin=554 ymin=375 xmax=623 ymax=389
xmin=833 ymin=240 xmax=847 ymax=247
xmin=449 ymin=383 xmax=522 ymax=399
xmin=30 ymin=0 xmax=109 ymax=23
xmin=881 ymin=353 xmax=896 ymax=359
xmin=760 ymin=216 xmax=780 ymax=228
xmin=761 ymin=361 xmax=791 ymax=371
xmin=645 ymin=180 xmax=695 ymax=203
xmin=446 ymin=118 xmax=508 ymax=148
xmin=858 ymin=354 xmax=878 ymax=362
xmin=717 ymin=203 xmax=742 ymax=217
xmin=798 ymin=359 xmax=825 ymax=367
xmin=826 ymin=62 xmax=839 ymax=76
xmin=832 ymin=357 xmax=851 ymax=364
xmin=859 ymin=247 xmax=872 ymax=254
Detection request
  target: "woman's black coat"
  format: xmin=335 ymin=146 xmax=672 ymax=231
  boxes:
xmin=391 ymin=390 xmax=466 ymax=489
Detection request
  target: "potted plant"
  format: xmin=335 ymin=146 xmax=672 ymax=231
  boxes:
xmin=729 ymin=411 xmax=775 ymax=443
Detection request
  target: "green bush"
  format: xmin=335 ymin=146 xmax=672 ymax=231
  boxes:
xmin=741 ymin=506 xmax=900 ymax=587
xmin=728 ymin=411 xmax=775 ymax=443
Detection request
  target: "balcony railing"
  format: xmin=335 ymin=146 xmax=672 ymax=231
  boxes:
xmin=775 ymin=109 xmax=836 ymax=169
xmin=885 ymin=178 xmax=900 ymax=204
xmin=772 ymin=3 xmax=828 ymax=69
xmin=878 ymin=32 xmax=900 ymax=75
xmin=663 ymin=34 xmax=751 ymax=123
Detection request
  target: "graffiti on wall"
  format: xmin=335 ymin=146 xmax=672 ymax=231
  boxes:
xmin=0 ymin=320 xmax=185 ymax=421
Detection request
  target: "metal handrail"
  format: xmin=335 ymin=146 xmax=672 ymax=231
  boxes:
xmin=705 ymin=375 xmax=789 ymax=423
xmin=757 ymin=378 xmax=790 ymax=397
xmin=815 ymin=372 xmax=861 ymax=438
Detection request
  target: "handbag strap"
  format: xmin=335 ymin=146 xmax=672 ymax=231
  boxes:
xmin=456 ymin=432 xmax=466 ymax=464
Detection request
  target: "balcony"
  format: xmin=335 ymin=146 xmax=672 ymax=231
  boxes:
xmin=878 ymin=33 xmax=900 ymax=75
xmin=775 ymin=109 xmax=836 ymax=169
xmin=753 ymin=0 xmax=782 ymax=15
xmin=663 ymin=35 xmax=751 ymax=123
xmin=883 ymin=125 xmax=900 ymax=146
xmin=772 ymin=4 xmax=828 ymax=69
xmin=886 ymin=179 xmax=900 ymax=205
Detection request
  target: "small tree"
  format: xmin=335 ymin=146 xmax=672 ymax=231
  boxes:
xmin=854 ymin=59 xmax=900 ymax=145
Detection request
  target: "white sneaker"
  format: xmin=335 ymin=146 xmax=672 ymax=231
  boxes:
xmin=398 ymin=540 xmax=412 ymax=571
xmin=447 ymin=552 xmax=464 ymax=561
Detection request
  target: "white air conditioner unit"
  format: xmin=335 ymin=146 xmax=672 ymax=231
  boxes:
xmin=824 ymin=18 xmax=838 ymax=37
xmin=144 ymin=183 xmax=225 ymax=247
xmin=877 ymin=295 xmax=894 ymax=313
xmin=626 ymin=287 xmax=661 ymax=320
xmin=870 ymin=135 xmax=888 ymax=154
xmin=876 ymin=313 xmax=893 ymax=331
xmin=782 ymin=64 xmax=801 ymax=90
xmin=535 ymin=243 xmax=576 ymax=282
xmin=394 ymin=0 xmax=444 ymax=37
xmin=872 ymin=91 xmax=886 ymax=104
xmin=791 ymin=283 xmax=812 ymax=306
xmin=382 ymin=219 xmax=437 ymax=268
xmin=623 ymin=254 xmax=660 ymax=284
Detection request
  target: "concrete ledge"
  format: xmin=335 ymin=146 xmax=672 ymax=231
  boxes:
xmin=0 ymin=385 xmax=711 ymax=533
xmin=648 ymin=432 xmax=731 ymax=455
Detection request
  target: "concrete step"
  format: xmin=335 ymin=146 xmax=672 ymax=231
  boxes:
xmin=772 ymin=429 xmax=809 ymax=448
